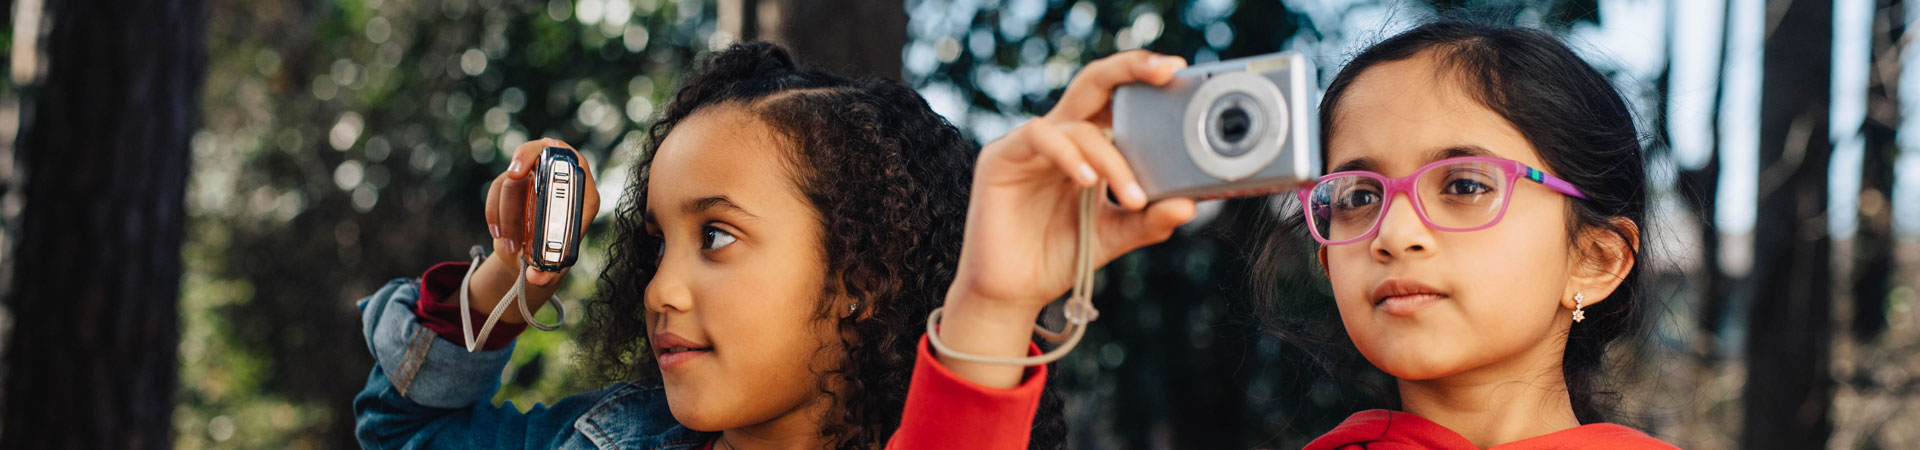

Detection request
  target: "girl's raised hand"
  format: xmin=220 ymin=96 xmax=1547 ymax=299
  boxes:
xmin=468 ymin=138 xmax=601 ymax=324
xmin=939 ymin=51 xmax=1198 ymax=387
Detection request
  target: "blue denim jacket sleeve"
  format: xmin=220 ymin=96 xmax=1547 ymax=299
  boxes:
xmin=353 ymin=277 xmax=606 ymax=449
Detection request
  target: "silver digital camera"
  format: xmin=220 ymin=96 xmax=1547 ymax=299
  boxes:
xmin=524 ymin=146 xmax=586 ymax=272
xmin=1112 ymin=51 xmax=1320 ymax=201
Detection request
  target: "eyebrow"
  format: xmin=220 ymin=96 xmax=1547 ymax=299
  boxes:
xmin=1327 ymin=145 xmax=1496 ymax=174
xmin=642 ymin=195 xmax=759 ymax=228
xmin=689 ymin=196 xmax=758 ymax=219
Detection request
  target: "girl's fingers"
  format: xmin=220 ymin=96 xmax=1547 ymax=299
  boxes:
xmin=506 ymin=138 xmax=557 ymax=179
xmin=526 ymin=266 xmax=568 ymax=287
xmin=1093 ymin=197 xmax=1196 ymax=264
xmin=1054 ymin=120 xmax=1146 ymax=209
xmin=498 ymin=168 xmax=531 ymax=247
xmin=1019 ymin=119 xmax=1099 ymax=187
xmin=577 ymin=155 xmax=601 ymax=229
xmin=1046 ymin=51 xmax=1187 ymax=123
xmin=484 ymin=172 xmax=506 ymax=242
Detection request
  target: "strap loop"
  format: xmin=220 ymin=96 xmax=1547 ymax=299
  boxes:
xmin=458 ymin=245 xmax=566 ymax=352
xmin=927 ymin=186 xmax=1102 ymax=366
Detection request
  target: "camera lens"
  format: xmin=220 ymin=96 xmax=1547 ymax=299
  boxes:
xmin=1204 ymin=93 xmax=1264 ymax=157
xmin=1218 ymin=107 xmax=1251 ymax=144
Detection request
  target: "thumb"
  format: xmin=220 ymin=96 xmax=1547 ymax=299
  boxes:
xmin=1095 ymin=198 xmax=1196 ymax=263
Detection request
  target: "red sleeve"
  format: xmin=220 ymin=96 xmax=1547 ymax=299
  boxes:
xmin=412 ymin=261 xmax=526 ymax=351
xmin=886 ymin=334 xmax=1047 ymax=450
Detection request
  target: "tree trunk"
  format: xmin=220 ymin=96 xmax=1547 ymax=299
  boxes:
xmin=1743 ymin=0 xmax=1834 ymax=448
xmin=719 ymin=0 xmax=906 ymax=79
xmin=0 ymin=0 xmax=205 ymax=447
xmin=1672 ymin=3 xmax=1730 ymax=356
xmin=1851 ymin=0 xmax=1903 ymax=342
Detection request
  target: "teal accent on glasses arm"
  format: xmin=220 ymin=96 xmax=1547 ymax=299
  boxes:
xmin=1525 ymin=167 xmax=1589 ymax=200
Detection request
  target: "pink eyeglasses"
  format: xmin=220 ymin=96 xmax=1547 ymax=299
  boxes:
xmin=1295 ymin=156 xmax=1588 ymax=245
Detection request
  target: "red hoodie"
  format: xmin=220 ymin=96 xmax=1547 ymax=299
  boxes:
xmin=1303 ymin=409 xmax=1678 ymax=450
xmin=888 ymin=335 xmax=1679 ymax=450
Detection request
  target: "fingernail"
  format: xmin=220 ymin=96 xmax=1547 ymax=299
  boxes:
xmin=1124 ymin=184 xmax=1147 ymax=204
xmin=504 ymin=239 xmax=517 ymax=255
xmin=1076 ymin=164 xmax=1097 ymax=184
xmin=1151 ymin=55 xmax=1185 ymax=70
xmin=489 ymin=224 xmax=500 ymax=239
xmin=507 ymin=160 xmax=522 ymax=175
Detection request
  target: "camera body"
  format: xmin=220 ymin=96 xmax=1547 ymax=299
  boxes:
xmin=1112 ymin=51 xmax=1320 ymax=201
xmin=524 ymin=147 xmax=586 ymax=272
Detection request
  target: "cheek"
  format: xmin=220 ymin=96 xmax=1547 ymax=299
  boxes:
xmin=1320 ymin=206 xmax=1575 ymax=379
xmin=671 ymin=248 xmax=837 ymax=427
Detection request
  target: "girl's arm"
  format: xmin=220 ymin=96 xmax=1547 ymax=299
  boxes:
xmin=888 ymin=51 xmax=1197 ymax=449
xmin=354 ymin=138 xmax=614 ymax=449
xmin=887 ymin=336 xmax=1049 ymax=450
xmin=353 ymin=276 xmax=603 ymax=449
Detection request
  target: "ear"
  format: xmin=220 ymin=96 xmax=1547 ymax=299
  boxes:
xmin=1317 ymin=246 xmax=1331 ymax=279
xmin=1563 ymin=217 xmax=1639 ymax=311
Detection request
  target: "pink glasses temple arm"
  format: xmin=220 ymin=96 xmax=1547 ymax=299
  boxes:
xmin=1525 ymin=167 xmax=1589 ymax=200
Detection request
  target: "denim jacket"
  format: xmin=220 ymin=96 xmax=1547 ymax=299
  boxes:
xmin=354 ymin=277 xmax=713 ymax=449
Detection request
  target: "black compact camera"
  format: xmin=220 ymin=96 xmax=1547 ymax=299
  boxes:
xmin=524 ymin=146 xmax=586 ymax=272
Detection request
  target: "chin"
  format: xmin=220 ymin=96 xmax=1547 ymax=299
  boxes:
xmin=1377 ymin=359 xmax=1459 ymax=381
xmin=1355 ymin=337 xmax=1466 ymax=381
xmin=664 ymin=385 xmax=736 ymax=432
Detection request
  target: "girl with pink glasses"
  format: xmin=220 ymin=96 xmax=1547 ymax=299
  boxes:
xmin=886 ymin=20 xmax=1678 ymax=450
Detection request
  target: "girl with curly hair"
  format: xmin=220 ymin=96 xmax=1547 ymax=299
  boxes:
xmin=353 ymin=42 xmax=1063 ymax=450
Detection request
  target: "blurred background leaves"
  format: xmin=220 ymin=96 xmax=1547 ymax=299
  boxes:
xmin=3 ymin=0 xmax=1917 ymax=449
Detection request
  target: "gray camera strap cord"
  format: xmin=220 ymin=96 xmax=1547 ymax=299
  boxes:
xmin=457 ymin=245 xmax=566 ymax=353
xmin=927 ymin=186 xmax=1100 ymax=366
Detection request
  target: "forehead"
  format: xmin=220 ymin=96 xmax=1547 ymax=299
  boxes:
xmin=1324 ymin=50 xmax=1544 ymax=176
xmin=646 ymin=106 xmax=805 ymax=215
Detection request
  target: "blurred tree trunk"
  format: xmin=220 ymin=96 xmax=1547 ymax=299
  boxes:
xmin=1671 ymin=0 xmax=1730 ymax=357
xmin=1743 ymin=0 xmax=1833 ymax=449
xmin=0 ymin=0 xmax=205 ymax=448
xmin=718 ymin=0 xmax=905 ymax=78
xmin=1852 ymin=0 xmax=1904 ymax=342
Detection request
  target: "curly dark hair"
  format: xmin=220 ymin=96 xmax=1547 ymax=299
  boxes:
xmin=579 ymin=41 xmax=1066 ymax=449
xmin=1251 ymin=19 xmax=1649 ymax=424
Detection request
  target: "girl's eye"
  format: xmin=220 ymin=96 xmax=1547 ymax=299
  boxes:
xmin=1337 ymin=189 xmax=1381 ymax=209
xmin=645 ymin=234 xmax=665 ymax=265
xmin=1443 ymin=178 xmax=1493 ymax=196
xmin=701 ymin=226 xmax=737 ymax=251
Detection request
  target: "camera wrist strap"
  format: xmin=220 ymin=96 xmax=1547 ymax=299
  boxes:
xmin=457 ymin=245 xmax=566 ymax=352
xmin=926 ymin=186 xmax=1101 ymax=366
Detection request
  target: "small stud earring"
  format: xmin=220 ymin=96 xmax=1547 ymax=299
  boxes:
xmin=848 ymin=302 xmax=860 ymax=314
xmin=1572 ymin=293 xmax=1586 ymax=323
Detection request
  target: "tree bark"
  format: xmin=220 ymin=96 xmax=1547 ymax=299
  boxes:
xmin=1851 ymin=0 xmax=1903 ymax=342
xmin=719 ymin=0 xmax=906 ymax=79
xmin=0 ymin=0 xmax=205 ymax=448
xmin=1743 ymin=0 xmax=1834 ymax=448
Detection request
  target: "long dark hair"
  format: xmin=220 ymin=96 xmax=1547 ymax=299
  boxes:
xmin=1251 ymin=20 xmax=1648 ymax=424
xmin=579 ymin=41 xmax=1066 ymax=449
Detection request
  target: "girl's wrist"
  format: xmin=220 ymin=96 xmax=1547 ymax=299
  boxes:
xmin=468 ymin=251 xmax=526 ymax=323
xmin=934 ymin=288 xmax=1048 ymax=388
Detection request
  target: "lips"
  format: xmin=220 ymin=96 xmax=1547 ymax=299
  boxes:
xmin=1369 ymin=278 xmax=1448 ymax=316
xmin=651 ymin=331 xmax=712 ymax=370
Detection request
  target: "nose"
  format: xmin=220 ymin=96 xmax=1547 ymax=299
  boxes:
xmin=1368 ymin=190 xmax=1433 ymax=261
xmin=644 ymin=246 xmax=694 ymax=315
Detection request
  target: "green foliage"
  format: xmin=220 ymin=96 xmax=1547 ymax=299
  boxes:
xmin=181 ymin=0 xmax=1667 ymax=448
xmin=183 ymin=0 xmax=713 ymax=446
